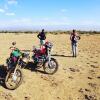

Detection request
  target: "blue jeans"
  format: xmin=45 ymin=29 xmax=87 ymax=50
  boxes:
xmin=72 ymin=42 xmax=77 ymax=57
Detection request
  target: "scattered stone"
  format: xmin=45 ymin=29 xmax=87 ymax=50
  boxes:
xmin=90 ymin=56 xmax=93 ymax=58
xmin=97 ymin=76 xmax=100 ymax=79
xmin=95 ymin=56 xmax=98 ymax=57
xmin=79 ymin=88 xmax=84 ymax=93
xmin=88 ymin=77 xmax=93 ymax=80
xmin=69 ymin=68 xmax=76 ymax=72
xmin=24 ymin=96 xmax=30 ymax=100
xmin=40 ymin=75 xmax=49 ymax=81
xmin=57 ymin=96 xmax=61 ymax=99
xmin=79 ymin=88 xmax=91 ymax=93
xmin=69 ymin=68 xmax=80 ymax=72
xmin=0 ymin=92 xmax=15 ymax=100
xmin=84 ymin=94 xmax=96 ymax=100
xmin=90 ymin=65 xmax=98 ymax=68
xmin=85 ymin=89 xmax=91 ymax=92
xmin=68 ymin=76 xmax=73 ymax=79
xmin=88 ymin=83 xmax=97 ymax=89
xmin=93 ymin=61 xmax=98 ymax=64
xmin=87 ymin=63 xmax=90 ymax=65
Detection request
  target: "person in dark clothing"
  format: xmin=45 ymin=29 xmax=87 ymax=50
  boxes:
xmin=70 ymin=29 xmax=80 ymax=57
xmin=37 ymin=29 xmax=46 ymax=47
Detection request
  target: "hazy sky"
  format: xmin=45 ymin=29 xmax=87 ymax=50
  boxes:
xmin=0 ymin=0 xmax=100 ymax=30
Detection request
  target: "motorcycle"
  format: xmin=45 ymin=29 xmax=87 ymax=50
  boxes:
xmin=5 ymin=49 xmax=30 ymax=90
xmin=32 ymin=41 xmax=58 ymax=74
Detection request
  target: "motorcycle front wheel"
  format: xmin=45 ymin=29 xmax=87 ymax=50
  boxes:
xmin=43 ymin=58 xmax=58 ymax=75
xmin=5 ymin=68 xmax=23 ymax=90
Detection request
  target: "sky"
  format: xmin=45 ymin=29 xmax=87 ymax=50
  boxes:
xmin=0 ymin=0 xmax=100 ymax=31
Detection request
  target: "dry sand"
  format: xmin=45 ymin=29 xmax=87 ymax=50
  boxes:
xmin=0 ymin=33 xmax=100 ymax=100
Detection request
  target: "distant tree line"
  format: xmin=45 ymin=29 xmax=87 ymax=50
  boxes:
xmin=77 ymin=31 xmax=100 ymax=34
xmin=0 ymin=30 xmax=100 ymax=34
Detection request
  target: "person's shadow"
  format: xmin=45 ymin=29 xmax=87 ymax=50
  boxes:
xmin=51 ymin=54 xmax=73 ymax=57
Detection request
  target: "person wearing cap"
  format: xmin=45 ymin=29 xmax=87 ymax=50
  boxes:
xmin=37 ymin=29 xmax=46 ymax=48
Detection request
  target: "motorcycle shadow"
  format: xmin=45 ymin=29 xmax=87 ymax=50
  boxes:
xmin=25 ymin=62 xmax=47 ymax=74
xmin=0 ymin=65 xmax=7 ymax=88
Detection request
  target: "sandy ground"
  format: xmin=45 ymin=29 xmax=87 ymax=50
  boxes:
xmin=0 ymin=33 xmax=100 ymax=100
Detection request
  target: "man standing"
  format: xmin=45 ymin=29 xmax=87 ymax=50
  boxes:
xmin=37 ymin=29 xmax=46 ymax=48
xmin=70 ymin=29 xmax=80 ymax=57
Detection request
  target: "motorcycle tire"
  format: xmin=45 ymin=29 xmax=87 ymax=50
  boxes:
xmin=5 ymin=68 xmax=23 ymax=90
xmin=43 ymin=58 xmax=58 ymax=75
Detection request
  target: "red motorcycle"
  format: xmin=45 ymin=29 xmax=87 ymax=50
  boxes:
xmin=32 ymin=41 xmax=58 ymax=74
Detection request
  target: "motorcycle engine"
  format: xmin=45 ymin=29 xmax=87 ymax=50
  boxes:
xmin=33 ymin=55 xmax=46 ymax=63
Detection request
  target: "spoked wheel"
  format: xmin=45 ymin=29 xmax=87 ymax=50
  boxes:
xmin=5 ymin=68 xmax=23 ymax=90
xmin=43 ymin=58 xmax=58 ymax=74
